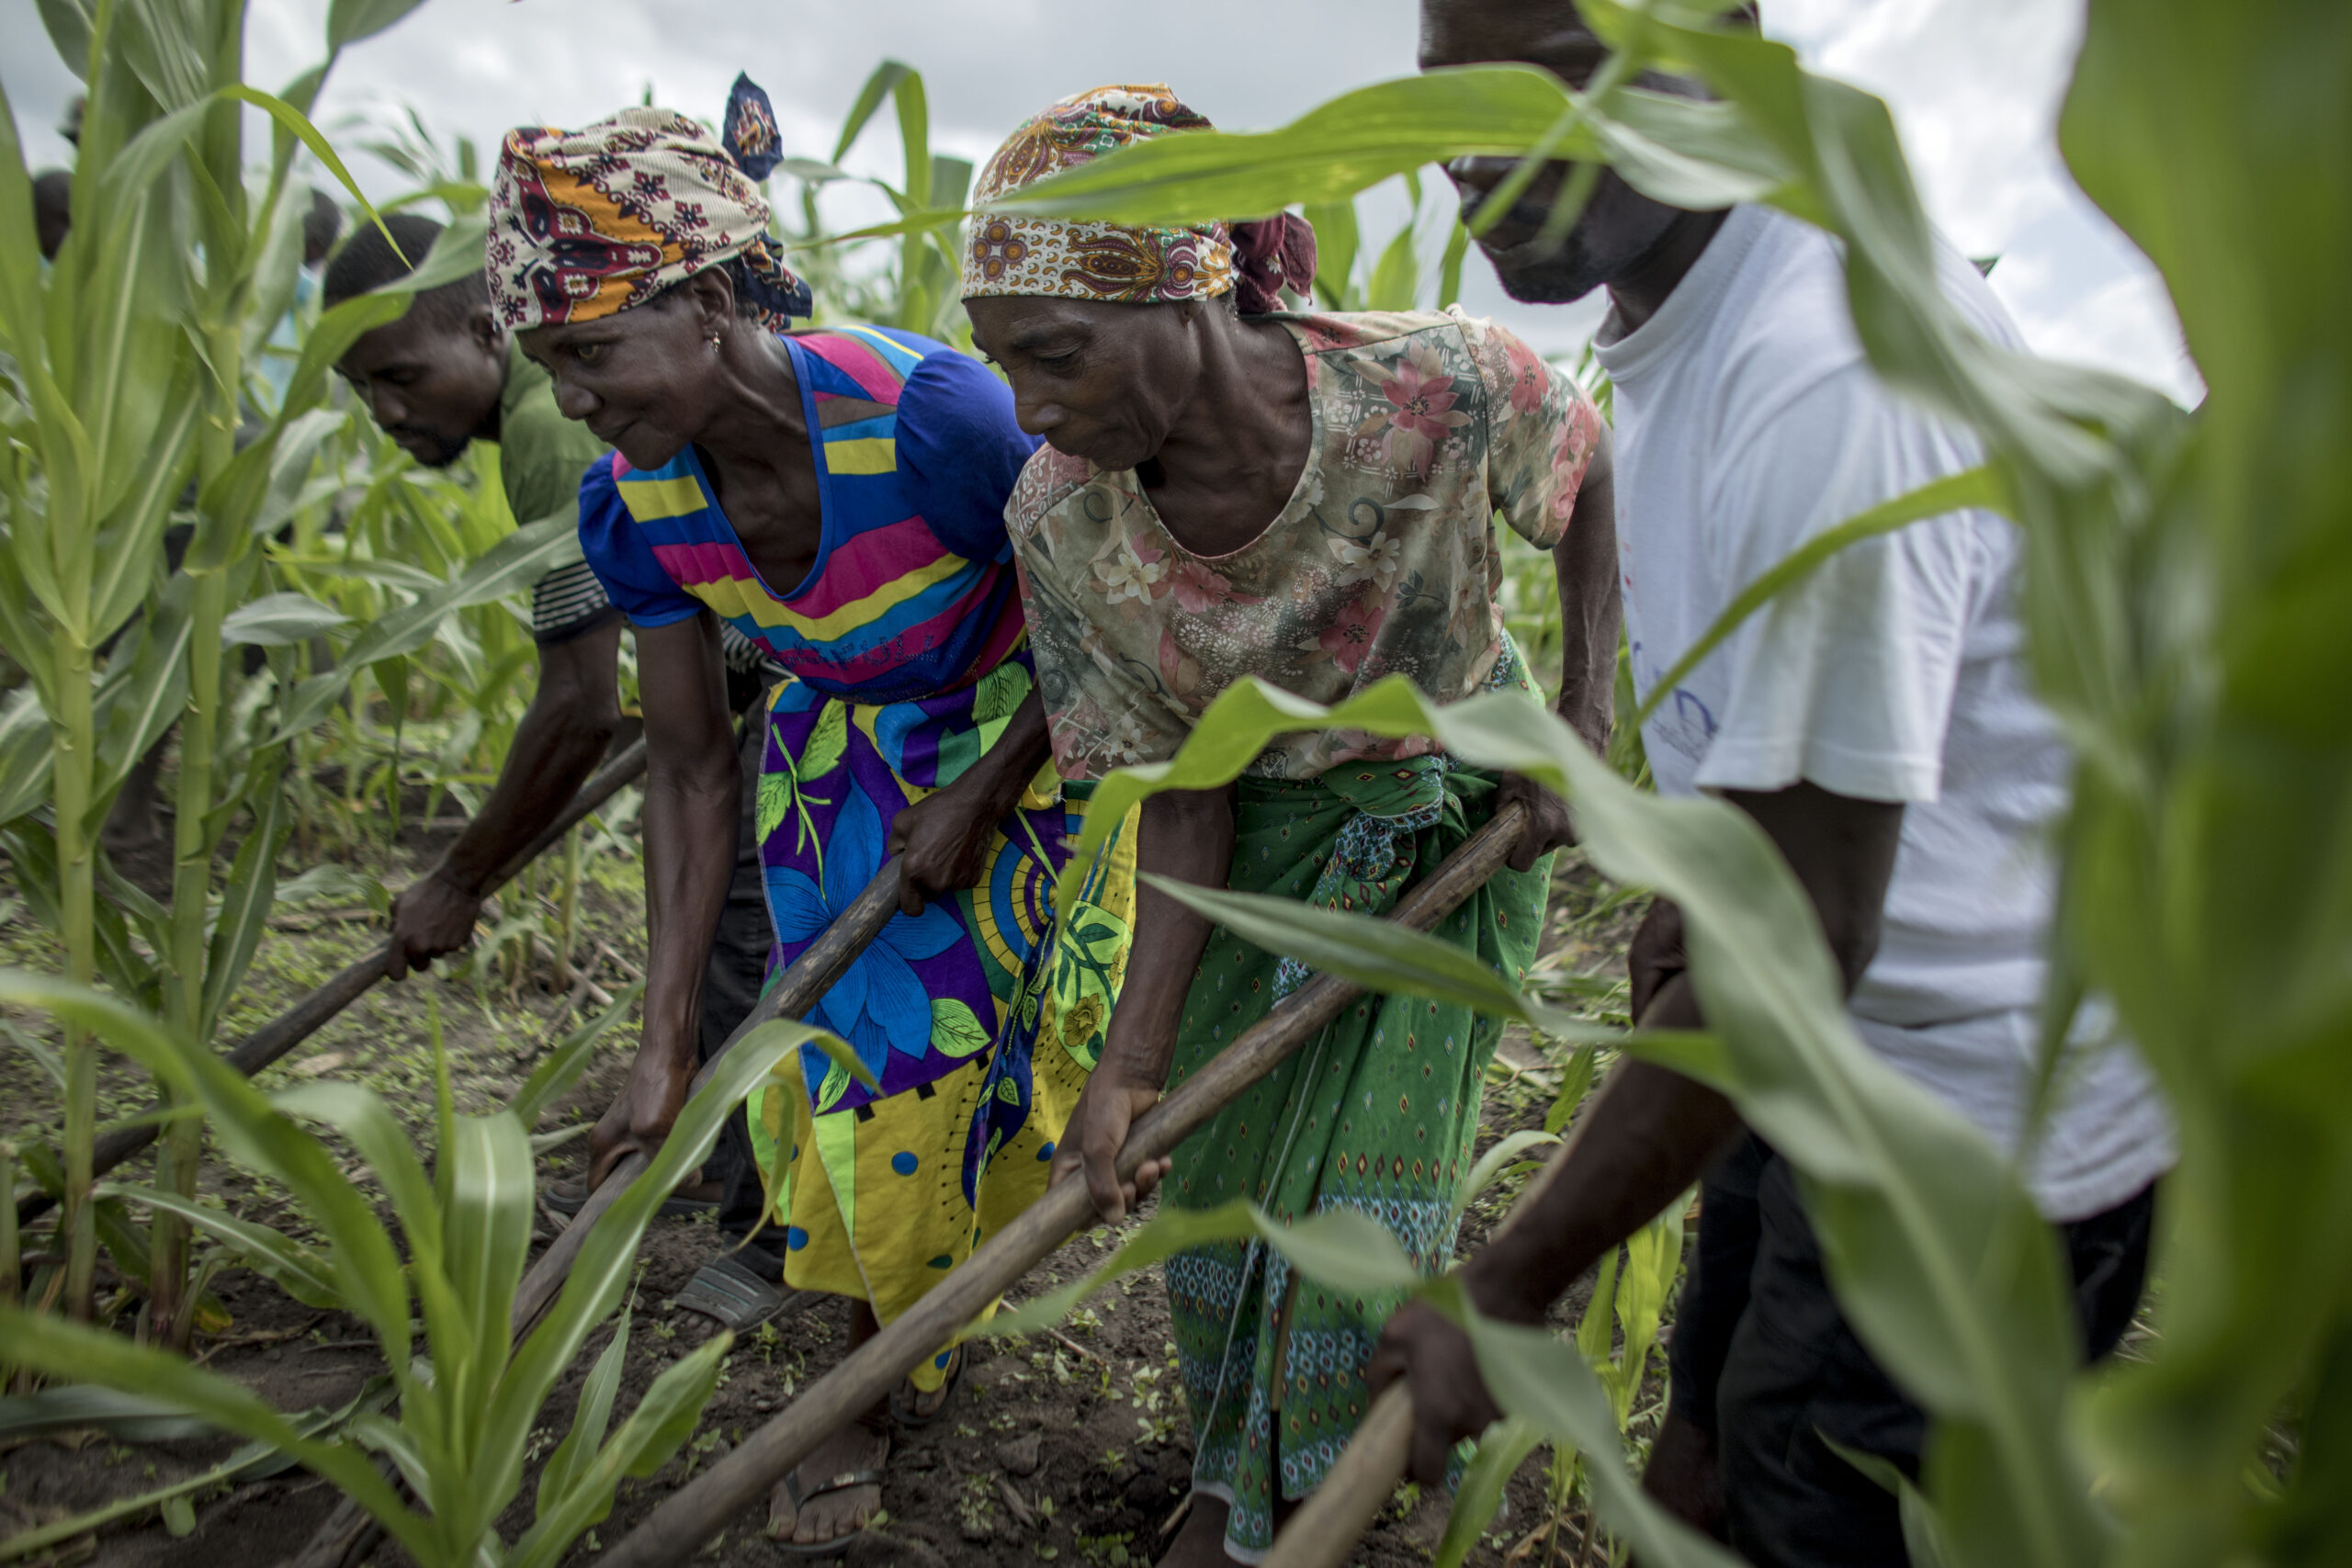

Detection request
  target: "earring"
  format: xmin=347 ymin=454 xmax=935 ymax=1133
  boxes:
xmin=707 ymin=333 xmax=722 ymax=352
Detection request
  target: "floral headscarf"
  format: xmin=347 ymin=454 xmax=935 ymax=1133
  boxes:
xmin=961 ymin=84 xmax=1314 ymax=314
xmin=488 ymin=74 xmax=811 ymax=333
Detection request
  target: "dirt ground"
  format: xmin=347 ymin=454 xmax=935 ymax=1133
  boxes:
xmin=1 ymin=800 xmax=1665 ymax=1568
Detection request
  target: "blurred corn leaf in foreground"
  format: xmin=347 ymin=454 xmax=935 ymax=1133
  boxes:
xmin=994 ymin=0 xmax=2347 ymax=1560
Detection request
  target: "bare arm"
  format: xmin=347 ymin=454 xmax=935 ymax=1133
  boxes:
xmin=587 ymin=611 xmax=739 ymax=1186
xmin=1497 ymin=423 xmax=1621 ymax=870
xmin=1551 ymin=425 xmax=1620 ymax=756
xmin=1049 ymin=784 xmax=1238 ymax=1222
xmin=386 ymin=620 xmax=623 ymax=980
xmin=1373 ymin=780 xmax=1905 ymax=1482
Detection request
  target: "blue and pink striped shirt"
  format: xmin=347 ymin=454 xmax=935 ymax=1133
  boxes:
xmin=577 ymin=324 xmax=1036 ymax=704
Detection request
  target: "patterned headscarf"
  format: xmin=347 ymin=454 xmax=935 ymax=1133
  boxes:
xmin=962 ymin=85 xmax=1315 ymax=315
xmin=488 ymin=75 xmax=811 ymax=333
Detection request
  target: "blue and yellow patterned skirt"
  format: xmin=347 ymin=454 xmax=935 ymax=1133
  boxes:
xmin=745 ymin=655 xmax=1134 ymax=1388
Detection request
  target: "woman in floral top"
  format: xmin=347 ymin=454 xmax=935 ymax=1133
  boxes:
xmin=962 ymin=86 xmax=1617 ymax=1567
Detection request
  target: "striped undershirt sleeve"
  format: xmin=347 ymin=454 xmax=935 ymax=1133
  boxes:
xmin=718 ymin=619 xmax=787 ymax=683
xmin=529 ymin=558 xmax=623 ymax=646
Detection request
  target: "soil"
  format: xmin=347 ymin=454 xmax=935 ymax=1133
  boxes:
xmin=1 ymin=795 xmax=1667 ymax=1568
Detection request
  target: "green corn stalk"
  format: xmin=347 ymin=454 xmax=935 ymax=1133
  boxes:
xmin=132 ymin=0 xmax=392 ymax=1349
xmin=1 ymin=1139 xmax=18 ymax=1386
xmin=0 ymin=0 xmax=477 ymax=1331
xmin=0 ymin=0 xmax=209 ymax=1320
xmin=52 ymin=634 xmax=98 ymax=1320
xmin=554 ymin=820 xmax=585 ymax=991
xmin=1 ymin=7 xmax=602 ymax=1346
xmin=1306 ymin=173 xmax=1472 ymax=317
xmin=775 ymin=61 xmax=973 ymax=343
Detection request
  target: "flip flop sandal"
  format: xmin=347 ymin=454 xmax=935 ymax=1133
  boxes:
xmin=541 ymin=1175 xmax=718 ymax=1221
xmin=770 ymin=1455 xmax=888 ymax=1557
xmin=888 ymin=1343 xmax=965 ymax=1428
xmin=673 ymin=1255 xmax=812 ymax=1331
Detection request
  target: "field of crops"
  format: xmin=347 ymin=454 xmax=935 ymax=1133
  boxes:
xmin=2 ymin=0 xmax=2346 ymax=1566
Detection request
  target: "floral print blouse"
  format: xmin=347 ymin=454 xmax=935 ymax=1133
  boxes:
xmin=1006 ymin=309 xmax=1604 ymax=780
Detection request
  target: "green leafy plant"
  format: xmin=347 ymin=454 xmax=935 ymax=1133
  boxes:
xmin=0 ymin=0 xmax=539 ymax=1336
xmin=1303 ymin=172 xmax=1471 ymax=316
xmin=776 ymin=60 xmax=974 ymax=344
xmin=0 ymin=969 xmax=838 ymax=1568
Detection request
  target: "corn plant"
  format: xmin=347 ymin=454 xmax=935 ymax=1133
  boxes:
xmin=349 ymin=107 xmax=488 ymax=218
xmin=1424 ymin=1193 xmax=1681 ymax=1568
xmin=0 ymin=4 xmax=209 ymax=1324
xmin=0 ymin=969 xmax=838 ymax=1568
xmin=0 ymin=0 xmax=591 ymax=1339
xmin=773 ymin=61 xmax=974 ymax=344
xmin=1304 ymin=171 xmax=1472 ymax=316
xmin=272 ymin=394 xmax=550 ymax=851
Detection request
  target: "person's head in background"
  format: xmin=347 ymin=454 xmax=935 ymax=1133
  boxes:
xmin=1417 ymin=0 xmax=1756 ymax=305
xmin=303 ymin=188 xmax=344 ymax=270
xmin=324 ymin=210 xmax=507 ymax=468
xmin=33 ymin=170 xmax=72 ymax=262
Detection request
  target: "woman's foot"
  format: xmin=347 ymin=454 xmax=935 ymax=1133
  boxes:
xmin=768 ymin=1418 xmax=889 ymax=1551
xmin=888 ymin=1343 xmax=964 ymax=1426
xmin=899 ymin=1371 xmax=954 ymax=1422
xmin=1158 ymin=1493 xmax=1234 ymax=1568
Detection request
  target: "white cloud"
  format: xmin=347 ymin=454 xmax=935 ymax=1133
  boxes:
xmin=1758 ymin=0 xmax=2197 ymax=403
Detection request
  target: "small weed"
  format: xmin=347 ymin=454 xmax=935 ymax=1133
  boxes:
xmin=958 ymin=1473 xmax=996 ymax=1536
xmin=1076 ymin=1532 xmax=1136 ymax=1566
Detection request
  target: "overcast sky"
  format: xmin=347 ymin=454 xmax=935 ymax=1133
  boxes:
xmin=5 ymin=0 xmax=2197 ymax=403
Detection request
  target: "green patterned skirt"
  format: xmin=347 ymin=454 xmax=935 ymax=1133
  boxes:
xmin=1162 ymin=758 xmax=1550 ymax=1559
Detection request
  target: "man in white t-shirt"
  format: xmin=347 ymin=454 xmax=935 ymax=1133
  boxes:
xmin=1372 ymin=5 xmax=2176 ymax=1563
